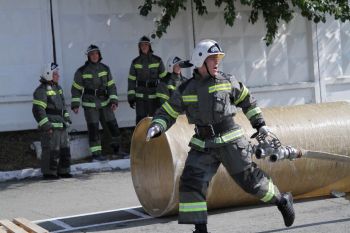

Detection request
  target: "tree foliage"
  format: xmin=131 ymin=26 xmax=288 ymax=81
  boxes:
xmin=139 ymin=0 xmax=350 ymax=46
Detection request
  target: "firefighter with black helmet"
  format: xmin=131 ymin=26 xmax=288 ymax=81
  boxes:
xmin=146 ymin=39 xmax=295 ymax=233
xmin=71 ymin=44 xmax=125 ymax=161
xmin=127 ymin=36 xmax=167 ymax=124
xmin=32 ymin=63 xmax=72 ymax=179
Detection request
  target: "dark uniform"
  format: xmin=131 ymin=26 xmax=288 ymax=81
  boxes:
xmin=156 ymin=72 xmax=187 ymax=105
xmin=71 ymin=47 xmax=121 ymax=160
xmin=32 ymin=71 xmax=71 ymax=177
xmin=127 ymin=36 xmax=167 ymax=124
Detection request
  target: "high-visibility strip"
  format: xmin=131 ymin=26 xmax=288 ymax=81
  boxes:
xmin=134 ymin=64 xmax=142 ymax=69
xmin=179 ymin=202 xmax=207 ymax=212
xmin=73 ymin=81 xmax=84 ymax=90
xmin=162 ymin=102 xmax=179 ymax=119
xmin=135 ymin=93 xmax=144 ymax=98
xmin=71 ymin=98 xmax=81 ymax=103
xmin=219 ymin=129 xmax=244 ymax=143
xmin=128 ymin=75 xmax=136 ymax=80
xmin=128 ymin=90 xmax=135 ymax=95
xmin=245 ymin=107 xmax=262 ymax=120
xmin=33 ymin=99 xmax=47 ymax=109
xmin=159 ymin=71 xmax=167 ymax=78
xmin=98 ymin=71 xmax=108 ymax=77
xmin=82 ymin=74 xmax=93 ymax=79
xmin=148 ymin=94 xmax=157 ymax=99
xmin=90 ymin=146 xmax=102 ymax=153
xmin=109 ymin=95 xmax=118 ymax=100
xmin=52 ymin=123 xmax=64 ymax=128
xmin=38 ymin=117 xmax=49 ymax=126
xmin=182 ymin=95 xmax=198 ymax=103
xmin=234 ymin=85 xmax=249 ymax=105
xmin=208 ymin=83 xmax=231 ymax=93
xmin=190 ymin=137 xmax=206 ymax=149
xmin=148 ymin=63 xmax=160 ymax=68
xmin=64 ymin=112 xmax=69 ymax=118
xmin=261 ymin=179 xmax=275 ymax=202
xmin=46 ymin=90 xmax=56 ymax=96
xmin=82 ymin=102 xmax=96 ymax=108
xmin=152 ymin=118 xmax=167 ymax=131
xmin=101 ymin=99 xmax=110 ymax=107
xmin=167 ymin=85 xmax=176 ymax=90
xmin=58 ymin=89 xmax=63 ymax=95
xmin=156 ymin=93 xmax=169 ymax=100
xmin=107 ymin=80 xmax=115 ymax=86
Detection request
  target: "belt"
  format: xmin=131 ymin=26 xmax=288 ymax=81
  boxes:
xmin=84 ymin=88 xmax=107 ymax=97
xmin=137 ymin=80 xmax=158 ymax=88
xmin=46 ymin=109 xmax=64 ymax=116
xmin=195 ymin=118 xmax=235 ymax=139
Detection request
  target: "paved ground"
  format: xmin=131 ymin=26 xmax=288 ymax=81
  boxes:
xmin=1 ymin=171 xmax=350 ymax=233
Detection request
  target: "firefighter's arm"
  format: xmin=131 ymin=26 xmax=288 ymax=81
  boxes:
xmin=32 ymin=88 xmax=52 ymax=131
xmin=158 ymin=59 xmax=167 ymax=79
xmin=127 ymin=62 xmax=136 ymax=108
xmin=156 ymin=80 xmax=170 ymax=105
xmin=106 ymin=67 xmax=118 ymax=105
xmin=58 ymin=87 xmax=71 ymax=124
xmin=71 ymin=69 xmax=84 ymax=110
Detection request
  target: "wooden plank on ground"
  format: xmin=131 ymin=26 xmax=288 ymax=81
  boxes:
xmin=0 ymin=219 xmax=28 ymax=233
xmin=13 ymin=218 xmax=48 ymax=233
xmin=0 ymin=225 xmax=7 ymax=233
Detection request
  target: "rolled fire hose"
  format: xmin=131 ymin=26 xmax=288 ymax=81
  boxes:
xmin=131 ymin=101 xmax=350 ymax=217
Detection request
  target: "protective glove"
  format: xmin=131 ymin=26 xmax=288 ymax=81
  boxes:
xmin=259 ymin=125 xmax=270 ymax=136
xmin=146 ymin=124 xmax=163 ymax=142
xmin=128 ymin=100 xmax=136 ymax=109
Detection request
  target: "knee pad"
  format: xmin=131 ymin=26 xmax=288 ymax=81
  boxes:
xmin=232 ymin=165 xmax=270 ymax=195
xmin=87 ymin=123 xmax=100 ymax=142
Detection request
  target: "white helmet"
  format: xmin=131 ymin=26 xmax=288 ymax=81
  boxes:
xmin=41 ymin=62 xmax=58 ymax=81
xmin=190 ymin=39 xmax=225 ymax=67
xmin=166 ymin=56 xmax=183 ymax=73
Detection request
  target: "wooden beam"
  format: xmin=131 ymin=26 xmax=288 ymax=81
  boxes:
xmin=0 ymin=219 xmax=28 ymax=233
xmin=13 ymin=218 xmax=48 ymax=233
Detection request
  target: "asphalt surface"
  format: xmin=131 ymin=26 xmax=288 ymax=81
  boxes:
xmin=1 ymin=171 xmax=350 ymax=233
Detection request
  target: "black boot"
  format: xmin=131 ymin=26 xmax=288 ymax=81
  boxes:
xmin=277 ymin=192 xmax=295 ymax=227
xmin=193 ymin=224 xmax=208 ymax=233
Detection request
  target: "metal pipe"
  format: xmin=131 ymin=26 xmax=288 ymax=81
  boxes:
xmin=130 ymin=101 xmax=350 ymax=217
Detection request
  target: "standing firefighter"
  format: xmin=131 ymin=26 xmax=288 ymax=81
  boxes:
xmin=32 ymin=63 xmax=72 ymax=180
xmin=156 ymin=56 xmax=191 ymax=105
xmin=71 ymin=44 xmax=124 ymax=161
xmin=146 ymin=40 xmax=295 ymax=233
xmin=127 ymin=36 xmax=167 ymax=124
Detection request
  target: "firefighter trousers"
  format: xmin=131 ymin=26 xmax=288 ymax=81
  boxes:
xmin=40 ymin=128 xmax=71 ymax=176
xmin=178 ymin=136 xmax=281 ymax=224
xmin=83 ymin=107 xmax=121 ymax=156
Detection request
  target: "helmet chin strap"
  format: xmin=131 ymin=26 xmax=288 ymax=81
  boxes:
xmin=204 ymin=61 xmax=215 ymax=78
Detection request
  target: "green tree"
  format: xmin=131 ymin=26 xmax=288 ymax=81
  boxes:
xmin=139 ymin=0 xmax=350 ymax=46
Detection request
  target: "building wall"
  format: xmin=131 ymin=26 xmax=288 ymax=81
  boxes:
xmin=0 ymin=0 xmax=349 ymax=132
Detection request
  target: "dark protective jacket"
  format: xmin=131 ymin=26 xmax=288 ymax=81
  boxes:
xmin=151 ymin=70 xmax=265 ymax=150
xmin=32 ymin=81 xmax=71 ymax=130
xmin=156 ymin=72 xmax=187 ymax=104
xmin=71 ymin=61 xmax=118 ymax=109
xmin=127 ymin=53 xmax=167 ymax=103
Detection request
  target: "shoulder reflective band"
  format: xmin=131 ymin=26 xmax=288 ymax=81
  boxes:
xmin=128 ymin=75 xmax=136 ymax=81
xmin=128 ymin=90 xmax=135 ymax=96
xmin=152 ymin=118 xmax=167 ymax=131
xmin=261 ymin=179 xmax=275 ymax=202
xmin=179 ymin=202 xmax=207 ymax=212
xmin=208 ymin=83 xmax=231 ymax=93
xmin=234 ymin=85 xmax=249 ymax=105
xmin=134 ymin=64 xmax=142 ymax=69
xmin=182 ymin=95 xmax=198 ymax=103
xmin=73 ymin=81 xmax=84 ymax=90
xmin=149 ymin=63 xmax=160 ymax=69
xmin=162 ymin=102 xmax=179 ymax=119
xmin=245 ymin=107 xmax=262 ymax=120
xmin=46 ymin=90 xmax=56 ymax=96
xmin=98 ymin=71 xmax=108 ymax=77
xmin=38 ymin=117 xmax=49 ymax=126
xmin=159 ymin=71 xmax=167 ymax=78
xmin=156 ymin=93 xmax=169 ymax=100
xmin=33 ymin=99 xmax=47 ymax=109
xmin=82 ymin=74 xmax=93 ymax=79
xmin=107 ymin=80 xmax=115 ymax=86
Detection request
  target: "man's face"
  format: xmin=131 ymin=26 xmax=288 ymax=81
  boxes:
xmin=139 ymin=42 xmax=150 ymax=54
xmin=200 ymin=55 xmax=222 ymax=76
xmin=52 ymin=70 xmax=59 ymax=83
xmin=88 ymin=50 xmax=100 ymax=63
